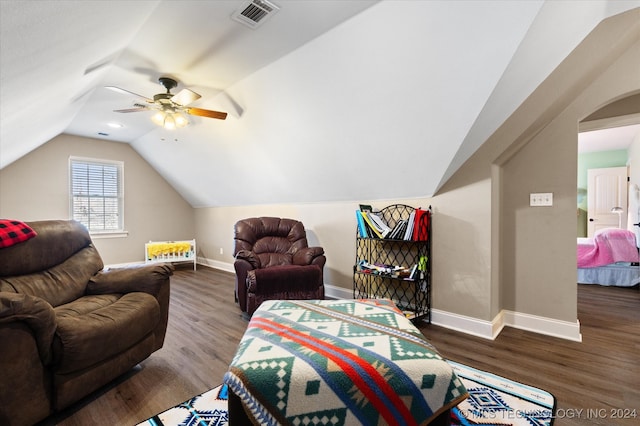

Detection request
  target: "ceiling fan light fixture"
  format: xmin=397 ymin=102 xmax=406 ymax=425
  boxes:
xmin=151 ymin=111 xmax=166 ymax=127
xmin=111 ymin=77 xmax=227 ymax=125
xmin=151 ymin=111 xmax=189 ymax=130
xmin=173 ymin=112 xmax=189 ymax=128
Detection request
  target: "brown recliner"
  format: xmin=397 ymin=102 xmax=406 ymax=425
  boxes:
xmin=233 ymin=217 xmax=325 ymax=316
xmin=0 ymin=220 xmax=173 ymax=426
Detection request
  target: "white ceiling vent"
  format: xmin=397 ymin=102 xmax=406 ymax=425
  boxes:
xmin=232 ymin=0 xmax=280 ymax=29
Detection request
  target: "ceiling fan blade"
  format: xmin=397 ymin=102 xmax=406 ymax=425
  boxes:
xmin=171 ymin=88 xmax=201 ymax=106
xmin=113 ymin=107 xmax=150 ymax=113
xmin=105 ymin=86 xmax=153 ymax=102
xmin=186 ymin=107 xmax=228 ymax=120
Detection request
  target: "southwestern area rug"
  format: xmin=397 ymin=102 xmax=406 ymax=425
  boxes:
xmin=137 ymin=362 xmax=555 ymax=426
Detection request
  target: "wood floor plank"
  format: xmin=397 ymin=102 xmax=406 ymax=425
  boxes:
xmin=39 ymin=268 xmax=639 ymax=425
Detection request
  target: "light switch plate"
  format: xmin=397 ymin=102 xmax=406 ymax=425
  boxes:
xmin=530 ymin=193 xmax=553 ymax=206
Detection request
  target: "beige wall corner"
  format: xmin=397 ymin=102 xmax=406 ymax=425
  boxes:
xmin=0 ymin=134 xmax=195 ymax=264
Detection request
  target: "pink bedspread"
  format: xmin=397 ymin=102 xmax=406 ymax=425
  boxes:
xmin=577 ymin=228 xmax=639 ymax=268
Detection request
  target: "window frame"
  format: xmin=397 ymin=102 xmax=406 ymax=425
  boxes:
xmin=68 ymin=156 xmax=126 ymax=236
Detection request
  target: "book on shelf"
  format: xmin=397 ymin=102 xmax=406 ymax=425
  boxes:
xmin=359 ymin=211 xmax=382 ymax=238
xmin=355 ymin=210 xmax=370 ymax=238
xmin=387 ymin=219 xmax=407 ymax=239
xmin=367 ymin=212 xmax=392 ymax=238
xmin=403 ymin=210 xmax=415 ymax=240
xmin=360 ymin=211 xmax=391 ymax=238
xmin=408 ymin=264 xmax=418 ymax=280
xmin=412 ymin=208 xmax=430 ymax=241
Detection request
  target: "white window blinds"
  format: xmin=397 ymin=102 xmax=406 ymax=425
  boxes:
xmin=69 ymin=157 xmax=123 ymax=232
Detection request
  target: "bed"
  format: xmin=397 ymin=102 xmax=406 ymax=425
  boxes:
xmin=577 ymin=228 xmax=640 ymax=287
xmin=577 ymin=182 xmax=640 ymax=287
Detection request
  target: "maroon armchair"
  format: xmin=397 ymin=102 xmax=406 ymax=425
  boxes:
xmin=233 ymin=217 xmax=325 ymax=316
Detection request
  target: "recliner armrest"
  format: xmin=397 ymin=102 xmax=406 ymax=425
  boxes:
xmin=235 ymin=250 xmax=261 ymax=269
xmin=87 ymin=263 xmax=174 ymax=297
xmin=293 ymin=246 xmax=325 ymax=265
xmin=0 ymin=292 xmax=56 ymax=364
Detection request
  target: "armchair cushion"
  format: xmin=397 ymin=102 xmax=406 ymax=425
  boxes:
xmin=53 ymin=293 xmax=160 ymax=374
xmin=2 ymin=248 xmax=104 ymax=307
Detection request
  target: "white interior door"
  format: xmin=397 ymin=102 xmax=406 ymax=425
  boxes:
xmin=587 ymin=166 xmax=628 ymax=237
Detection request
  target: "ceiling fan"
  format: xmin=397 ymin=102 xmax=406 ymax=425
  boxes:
xmin=106 ymin=77 xmax=227 ymax=129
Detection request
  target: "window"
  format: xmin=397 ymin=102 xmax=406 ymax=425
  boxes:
xmin=69 ymin=157 xmax=123 ymax=233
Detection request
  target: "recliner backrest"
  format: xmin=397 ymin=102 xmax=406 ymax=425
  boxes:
xmin=0 ymin=220 xmax=104 ymax=307
xmin=234 ymin=217 xmax=309 ymax=268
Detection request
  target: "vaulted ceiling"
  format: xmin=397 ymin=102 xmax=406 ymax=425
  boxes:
xmin=1 ymin=1 xmax=638 ymax=207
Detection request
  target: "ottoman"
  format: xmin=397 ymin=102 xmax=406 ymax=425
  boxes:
xmin=224 ymin=299 xmax=468 ymax=425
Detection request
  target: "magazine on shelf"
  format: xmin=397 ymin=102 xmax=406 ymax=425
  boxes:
xmin=367 ymin=212 xmax=392 ymax=238
xmin=357 ymin=260 xmax=413 ymax=278
xmin=360 ymin=211 xmax=383 ymax=238
xmin=360 ymin=211 xmax=392 ymax=238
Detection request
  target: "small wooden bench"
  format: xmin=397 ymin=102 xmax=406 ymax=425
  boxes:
xmin=144 ymin=239 xmax=196 ymax=271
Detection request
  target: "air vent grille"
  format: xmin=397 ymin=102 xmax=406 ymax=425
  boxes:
xmin=232 ymin=0 xmax=280 ymax=29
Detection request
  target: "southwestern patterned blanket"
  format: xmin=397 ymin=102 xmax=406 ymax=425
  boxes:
xmin=223 ymin=299 xmax=468 ymax=425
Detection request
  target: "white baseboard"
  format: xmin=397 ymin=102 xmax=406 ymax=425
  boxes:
xmin=324 ymin=284 xmax=353 ymax=300
xmin=430 ymin=309 xmax=500 ymax=340
xmin=198 ymin=257 xmax=235 ymax=273
xmin=500 ymin=310 xmax=582 ymax=342
xmin=431 ymin=308 xmax=582 ymax=342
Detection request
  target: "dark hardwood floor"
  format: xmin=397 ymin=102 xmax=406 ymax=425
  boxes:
xmin=42 ymin=266 xmax=639 ymax=425
xmin=421 ymin=283 xmax=639 ymax=425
